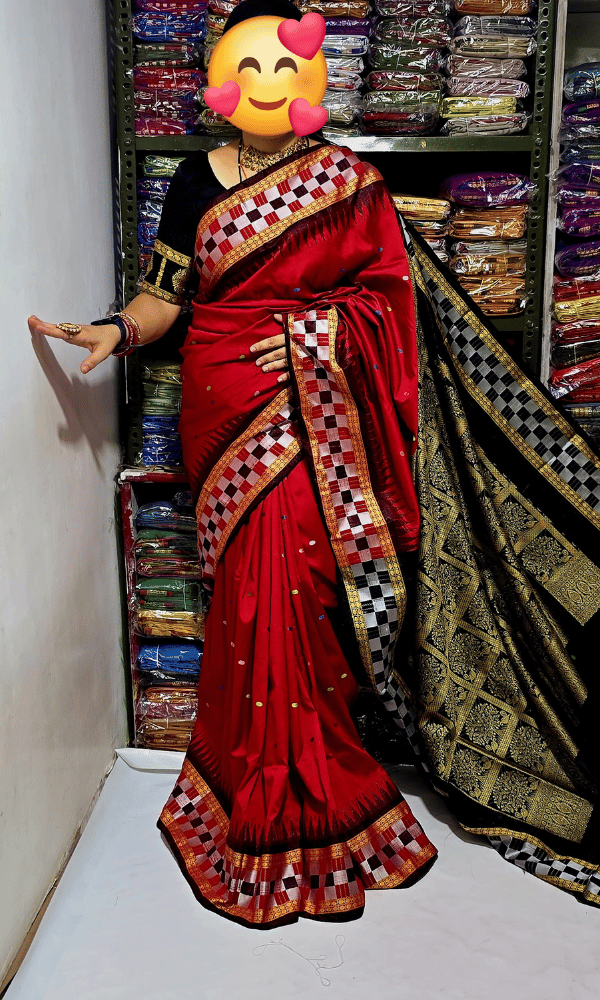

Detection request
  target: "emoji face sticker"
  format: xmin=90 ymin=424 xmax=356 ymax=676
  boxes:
xmin=206 ymin=14 xmax=328 ymax=136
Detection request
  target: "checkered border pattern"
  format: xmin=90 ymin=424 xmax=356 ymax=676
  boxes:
xmin=291 ymin=309 xmax=401 ymax=697
xmin=197 ymin=400 xmax=298 ymax=582
xmin=490 ymin=835 xmax=600 ymax=901
xmin=402 ymin=225 xmax=600 ymax=515
xmin=161 ymin=770 xmax=434 ymax=921
xmin=195 ymin=148 xmax=365 ymax=284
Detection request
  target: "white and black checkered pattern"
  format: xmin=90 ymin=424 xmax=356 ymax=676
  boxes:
xmin=197 ymin=401 xmax=298 ymax=583
xmin=291 ymin=309 xmax=405 ymax=701
xmin=402 ymin=223 xmax=600 ymax=517
xmin=195 ymin=148 xmax=366 ymax=285
xmin=491 ymin=835 xmax=600 ymax=897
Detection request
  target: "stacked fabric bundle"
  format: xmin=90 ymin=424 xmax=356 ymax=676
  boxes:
xmin=440 ymin=13 xmax=535 ymax=134
xmin=132 ymin=0 xmax=207 ymax=135
xmin=391 ymin=193 xmax=451 ymax=261
xmin=137 ymin=176 xmax=172 ymax=277
xmin=135 ymin=529 xmax=200 ymax=577
xmin=550 ymin=63 xmax=600 ymax=424
xmin=441 ymin=171 xmax=534 ymax=314
xmin=139 ymin=361 xmax=183 ymax=466
xmin=137 ymin=642 xmax=202 ymax=685
xmin=137 ymin=687 xmax=199 ymax=749
xmin=364 ymin=0 xmax=449 ymax=135
xmin=197 ymin=0 xmax=247 ymax=134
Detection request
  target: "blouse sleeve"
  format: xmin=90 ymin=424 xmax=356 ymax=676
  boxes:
xmin=140 ymin=155 xmax=206 ymax=305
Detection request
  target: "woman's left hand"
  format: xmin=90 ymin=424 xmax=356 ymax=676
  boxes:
xmin=250 ymin=313 xmax=289 ymax=382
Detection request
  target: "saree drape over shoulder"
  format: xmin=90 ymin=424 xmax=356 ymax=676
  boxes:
xmin=157 ymin=142 xmax=600 ymax=925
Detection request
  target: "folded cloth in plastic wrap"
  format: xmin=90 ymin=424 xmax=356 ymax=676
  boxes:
xmin=555 ymin=240 xmax=600 ymax=278
xmin=326 ymin=54 xmax=366 ymax=74
xmin=552 ymin=318 xmax=600 ymax=343
xmin=560 ymin=141 xmax=600 ymax=163
xmin=323 ymin=17 xmax=372 ymax=34
xmin=445 ymin=76 xmax=529 ymax=97
xmin=441 ymin=95 xmax=519 ymax=117
xmin=143 ymin=383 xmax=182 ymax=415
xmin=440 ymin=171 xmax=536 ymax=206
xmin=196 ymin=106 xmax=239 ymax=133
xmin=449 ymin=24 xmax=537 ymax=60
xmin=558 ymin=162 xmax=600 ymax=188
xmin=134 ymin=0 xmax=206 ymax=9
xmin=138 ymin=199 xmax=163 ymax=225
xmin=134 ymin=87 xmax=199 ymax=124
xmin=135 ymin=42 xmax=202 ymax=66
xmin=448 ymin=205 xmax=528 ymax=239
xmin=132 ymin=66 xmax=206 ymax=89
xmin=563 ymin=99 xmax=600 ymax=127
xmin=560 ymin=124 xmax=600 ymax=145
xmin=367 ymin=69 xmax=442 ymax=90
xmin=132 ymin=11 xmax=207 ymax=42
xmin=298 ymin=0 xmax=372 ymax=13
xmin=457 ymin=274 xmax=526 ymax=313
xmin=373 ymin=16 xmax=453 ymax=46
xmin=141 ymin=416 xmax=183 ymax=465
xmin=362 ymin=89 xmax=441 ymax=133
xmin=553 ymin=274 xmax=600 ymax=301
xmin=322 ymin=33 xmax=370 ymax=55
xmin=452 ymin=14 xmax=538 ymax=37
xmin=392 ymin=193 xmax=451 ymax=219
xmin=321 ymin=124 xmax=365 ymax=139
xmin=553 ymin=294 xmax=600 ymax=323
xmin=454 ymin=0 xmax=532 ymax=11
xmin=367 ymin=41 xmax=442 ymax=71
xmin=136 ymin=497 xmax=197 ymax=533
xmin=137 ymin=686 xmax=198 ymax=751
xmin=142 ymin=154 xmax=185 ymax=176
xmin=557 ymin=186 xmax=600 ymax=209
xmin=322 ymin=89 xmax=364 ymax=124
xmin=134 ymin=607 xmax=206 ymax=639
xmin=450 ymin=252 xmax=525 ymax=275
xmin=423 ymin=238 xmax=449 ymax=262
xmin=136 ymin=554 xmax=201 ymax=577
xmin=136 ymin=577 xmax=202 ymax=610
xmin=440 ymin=113 xmax=529 ymax=135
xmin=142 ymin=361 xmax=182 ymax=385
xmin=326 ymin=70 xmax=364 ymax=90
xmin=552 ymin=339 xmax=600 ymax=369
xmin=444 ymin=54 xmax=527 ymax=78
xmin=412 ymin=219 xmax=449 ymax=237
xmin=373 ymin=0 xmax=451 ymax=14
xmin=550 ymin=356 xmax=600 ymax=399
xmin=137 ymin=177 xmax=172 ymax=202
xmin=138 ymin=219 xmax=160 ymax=249
xmin=450 ymin=237 xmax=527 ymax=255
xmin=135 ymin=528 xmax=198 ymax=562
xmin=137 ymin=643 xmax=202 ymax=685
xmin=564 ymin=63 xmax=600 ymax=102
xmin=559 ymin=208 xmax=600 ymax=237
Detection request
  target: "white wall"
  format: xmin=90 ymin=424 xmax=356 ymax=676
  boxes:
xmin=0 ymin=0 xmax=127 ymax=980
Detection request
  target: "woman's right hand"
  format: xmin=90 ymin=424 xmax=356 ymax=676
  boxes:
xmin=27 ymin=316 xmax=122 ymax=375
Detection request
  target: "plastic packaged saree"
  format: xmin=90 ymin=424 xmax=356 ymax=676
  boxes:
xmin=137 ymin=642 xmax=202 ymax=685
xmin=456 ymin=273 xmax=526 ymax=313
xmin=448 ymin=204 xmax=528 ymax=239
xmin=450 ymin=252 xmax=526 ymax=275
xmin=134 ymin=42 xmax=202 ymax=66
xmin=366 ymin=69 xmax=443 ymax=90
xmin=559 ymin=208 xmax=600 ymax=238
xmin=454 ymin=0 xmax=532 ymax=11
xmin=142 ymin=154 xmax=185 ymax=177
xmin=441 ymin=95 xmax=519 ymax=117
xmin=373 ymin=0 xmax=451 ymax=13
xmin=138 ymin=686 xmax=198 ymax=750
xmin=134 ymin=607 xmax=206 ymax=639
xmin=444 ymin=54 xmax=527 ymax=78
xmin=373 ymin=15 xmax=453 ymax=47
xmin=440 ymin=112 xmax=529 ymax=135
xmin=563 ymin=99 xmax=600 ymax=128
xmin=132 ymin=10 xmax=207 ymax=42
xmin=564 ymin=63 xmax=600 ymax=102
xmin=440 ymin=171 xmax=536 ymax=206
xmin=298 ymin=0 xmax=372 ymax=14
xmin=445 ymin=76 xmax=529 ymax=98
xmin=552 ymin=318 xmax=600 ymax=344
xmin=136 ymin=498 xmax=197 ymax=533
xmin=555 ymin=240 xmax=600 ymax=279
xmin=392 ymin=193 xmax=451 ymax=220
xmin=367 ymin=40 xmax=443 ymax=72
xmin=552 ymin=339 xmax=600 ymax=369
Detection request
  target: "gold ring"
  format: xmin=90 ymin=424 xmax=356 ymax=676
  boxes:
xmin=58 ymin=323 xmax=82 ymax=338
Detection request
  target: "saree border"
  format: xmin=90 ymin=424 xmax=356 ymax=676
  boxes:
xmin=195 ymin=388 xmax=300 ymax=584
xmin=158 ymin=757 xmax=437 ymax=927
xmin=408 ymin=239 xmax=600 ymax=533
xmin=287 ymin=306 xmax=407 ymax=695
xmin=195 ymin=145 xmax=382 ymax=298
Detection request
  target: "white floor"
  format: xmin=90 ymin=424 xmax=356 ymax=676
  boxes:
xmin=7 ymin=751 xmax=600 ymax=1000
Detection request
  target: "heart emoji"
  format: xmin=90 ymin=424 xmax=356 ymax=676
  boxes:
xmin=288 ymin=98 xmax=328 ymax=137
xmin=277 ymin=13 xmax=326 ymax=61
xmin=204 ymin=80 xmax=241 ymax=118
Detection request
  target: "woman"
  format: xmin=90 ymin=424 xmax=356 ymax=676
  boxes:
xmin=29 ymin=0 xmax=600 ymax=926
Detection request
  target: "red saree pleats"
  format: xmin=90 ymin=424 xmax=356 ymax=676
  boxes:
xmin=158 ymin=457 xmax=436 ymax=927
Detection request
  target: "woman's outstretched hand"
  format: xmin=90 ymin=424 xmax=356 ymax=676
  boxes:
xmin=250 ymin=313 xmax=289 ymax=382
xmin=27 ymin=316 xmax=122 ymax=375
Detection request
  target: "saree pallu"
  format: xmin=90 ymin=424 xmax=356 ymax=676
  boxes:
xmin=158 ymin=143 xmax=600 ymax=923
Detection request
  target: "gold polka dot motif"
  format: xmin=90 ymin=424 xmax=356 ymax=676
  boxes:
xmin=255 ymin=701 xmax=263 ymax=708
xmin=291 ymin=702 xmax=299 ymax=708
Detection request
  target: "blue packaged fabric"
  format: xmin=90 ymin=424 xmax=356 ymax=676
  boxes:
xmin=136 ymin=499 xmax=197 ymax=533
xmin=138 ymin=643 xmax=202 ymax=673
xmin=138 ymin=219 xmax=160 ymax=248
xmin=132 ymin=12 xmax=207 ymax=43
xmin=137 ymin=199 xmax=163 ymax=224
xmin=137 ymin=177 xmax=172 ymax=201
xmin=564 ymin=63 xmax=600 ymax=102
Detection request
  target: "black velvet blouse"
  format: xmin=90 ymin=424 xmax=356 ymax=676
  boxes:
xmin=141 ymin=151 xmax=227 ymax=306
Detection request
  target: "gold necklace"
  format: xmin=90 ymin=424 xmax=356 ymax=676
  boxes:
xmin=239 ymin=135 xmax=310 ymax=174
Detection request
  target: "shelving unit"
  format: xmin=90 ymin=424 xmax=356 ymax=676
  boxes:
xmin=109 ymin=0 xmax=562 ymax=743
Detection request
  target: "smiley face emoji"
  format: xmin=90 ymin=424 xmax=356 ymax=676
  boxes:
xmin=206 ymin=14 xmax=328 ymax=136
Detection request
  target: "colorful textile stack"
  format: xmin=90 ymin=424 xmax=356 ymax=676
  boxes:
xmin=364 ymin=0 xmax=449 ymax=135
xmin=137 ymin=176 xmax=172 ymax=276
xmin=550 ymin=63 xmax=600 ymax=431
xmin=441 ymin=12 xmax=535 ymax=134
xmin=391 ymin=193 xmax=451 ymax=262
xmin=132 ymin=1 xmax=207 ymax=135
xmin=137 ymin=686 xmax=199 ymax=749
xmin=139 ymin=361 xmax=183 ymax=466
xmin=134 ymin=495 xmax=205 ymax=640
xmin=442 ymin=171 xmax=534 ymax=314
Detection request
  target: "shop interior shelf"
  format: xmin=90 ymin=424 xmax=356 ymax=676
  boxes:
xmin=135 ymin=134 xmax=535 ymax=155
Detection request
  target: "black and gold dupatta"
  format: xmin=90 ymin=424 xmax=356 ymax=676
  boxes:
xmin=395 ymin=221 xmax=600 ymax=905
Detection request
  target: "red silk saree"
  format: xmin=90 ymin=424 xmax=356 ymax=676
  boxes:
xmin=158 ymin=141 xmax=600 ymax=923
